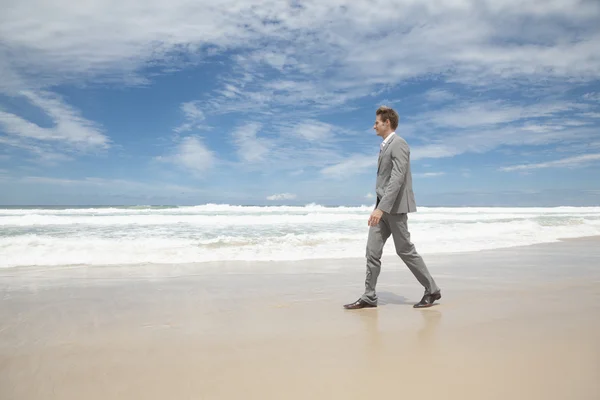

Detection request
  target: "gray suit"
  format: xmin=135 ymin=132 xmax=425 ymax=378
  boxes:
xmin=361 ymin=133 xmax=439 ymax=305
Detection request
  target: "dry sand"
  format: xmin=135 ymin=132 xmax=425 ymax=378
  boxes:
xmin=1 ymin=237 xmax=599 ymax=399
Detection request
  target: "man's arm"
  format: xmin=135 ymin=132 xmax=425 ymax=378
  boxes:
xmin=376 ymin=140 xmax=409 ymax=214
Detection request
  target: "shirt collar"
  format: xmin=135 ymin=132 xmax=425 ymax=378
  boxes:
xmin=382 ymin=131 xmax=395 ymax=145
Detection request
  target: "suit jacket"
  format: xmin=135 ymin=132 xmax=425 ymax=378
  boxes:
xmin=375 ymin=133 xmax=417 ymax=214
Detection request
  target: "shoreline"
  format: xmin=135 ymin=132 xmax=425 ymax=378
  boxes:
xmin=2 ymin=204 xmax=599 ymax=208
xmin=1 ymin=234 xmax=599 ymax=278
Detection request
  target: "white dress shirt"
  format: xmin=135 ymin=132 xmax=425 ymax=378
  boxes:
xmin=380 ymin=131 xmax=396 ymax=151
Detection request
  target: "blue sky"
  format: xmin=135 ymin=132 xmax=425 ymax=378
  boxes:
xmin=1 ymin=0 xmax=599 ymax=206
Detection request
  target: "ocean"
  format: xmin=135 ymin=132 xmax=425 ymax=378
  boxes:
xmin=1 ymin=205 xmax=599 ymax=269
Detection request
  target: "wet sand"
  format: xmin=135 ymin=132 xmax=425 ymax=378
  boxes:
xmin=1 ymin=237 xmax=599 ymax=399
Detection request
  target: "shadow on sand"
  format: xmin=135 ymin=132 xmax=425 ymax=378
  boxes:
xmin=377 ymin=291 xmax=410 ymax=305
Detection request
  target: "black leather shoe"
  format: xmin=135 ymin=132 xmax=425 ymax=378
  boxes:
xmin=413 ymin=291 xmax=441 ymax=308
xmin=343 ymin=299 xmax=377 ymax=309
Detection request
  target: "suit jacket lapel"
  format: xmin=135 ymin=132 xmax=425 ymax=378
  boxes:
xmin=378 ymin=134 xmax=396 ymax=171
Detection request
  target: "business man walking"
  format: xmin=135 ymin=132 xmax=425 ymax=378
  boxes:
xmin=344 ymin=106 xmax=441 ymax=309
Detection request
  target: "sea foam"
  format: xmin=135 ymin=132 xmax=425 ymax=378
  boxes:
xmin=1 ymin=205 xmax=599 ymax=268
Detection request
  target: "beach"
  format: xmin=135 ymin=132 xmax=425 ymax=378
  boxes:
xmin=1 ymin=236 xmax=599 ymax=400
xmin=2 ymin=0 xmax=600 ymax=398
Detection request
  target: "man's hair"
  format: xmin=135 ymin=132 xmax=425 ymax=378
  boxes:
xmin=376 ymin=106 xmax=399 ymax=130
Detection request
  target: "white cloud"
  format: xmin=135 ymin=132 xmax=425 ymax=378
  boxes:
xmin=158 ymin=135 xmax=215 ymax=174
xmin=306 ymin=93 xmax=599 ymax=178
xmin=248 ymin=49 xmax=296 ymax=71
xmin=224 ymin=1 xmax=599 ymax=112
xmin=266 ymin=193 xmax=296 ymax=201
xmin=410 ymin=125 xmax=594 ymax=162
xmin=2 ymin=0 xmax=599 ymax=182
xmin=219 ymin=118 xmax=344 ymax=173
xmin=9 ymin=175 xmax=207 ymax=196
xmin=411 ymin=144 xmax=463 ymax=161
xmin=0 ymin=136 xmax=72 ymax=164
xmin=2 ymin=0 xmax=598 ymax=108
xmin=579 ymin=112 xmax=600 ymax=118
xmin=174 ymin=101 xmax=206 ymax=133
xmin=1 ymin=1 xmax=268 ymax=90
xmin=231 ymin=122 xmax=271 ymax=163
xmin=405 ymin=98 xmax=598 ymax=161
xmin=321 ymin=154 xmax=376 ymax=179
xmin=365 ymin=193 xmax=374 ymax=199
xmin=181 ymin=101 xmax=205 ymax=120
xmin=424 ymin=89 xmax=456 ymax=102
xmin=313 ymin=94 xmax=599 ymax=177
xmin=500 ymin=153 xmax=600 ymax=171
xmin=224 ymin=118 xmax=358 ymax=175
xmin=414 ymin=172 xmax=446 ymax=178
xmin=583 ymin=92 xmax=600 ymax=101
xmin=291 ymin=120 xmax=334 ymax=142
xmin=0 ymin=90 xmax=109 ymax=163
xmin=0 ymin=90 xmax=109 ymax=149
xmin=410 ymin=100 xmax=583 ymax=129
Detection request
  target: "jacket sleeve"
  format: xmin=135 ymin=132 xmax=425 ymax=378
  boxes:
xmin=376 ymin=140 xmax=409 ymax=214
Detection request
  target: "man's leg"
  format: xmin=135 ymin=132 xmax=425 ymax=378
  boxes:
xmin=360 ymin=218 xmax=392 ymax=305
xmin=388 ymin=213 xmax=440 ymax=295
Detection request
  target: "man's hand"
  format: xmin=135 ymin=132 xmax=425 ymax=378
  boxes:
xmin=368 ymin=209 xmax=384 ymax=227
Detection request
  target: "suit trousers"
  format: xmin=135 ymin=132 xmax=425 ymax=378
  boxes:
xmin=361 ymin=211 xmax=439 ymax=305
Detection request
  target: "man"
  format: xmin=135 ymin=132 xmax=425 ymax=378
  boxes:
xmin=344 ymin=106 xmax=441 ymax=310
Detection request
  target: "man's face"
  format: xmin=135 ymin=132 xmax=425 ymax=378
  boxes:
xmin=373 ymin=115 xmax=389 ymax=137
